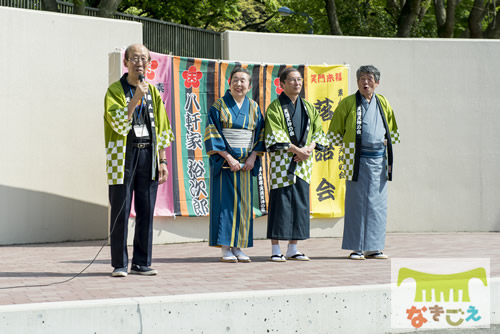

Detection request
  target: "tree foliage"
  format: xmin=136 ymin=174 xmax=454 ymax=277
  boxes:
xmin=117 ymin=0 xmax=241 ymax=29
xmin=44 ymin=0 xmax=500 ymax=38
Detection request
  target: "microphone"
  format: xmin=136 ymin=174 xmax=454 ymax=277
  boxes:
xmin=138 ymin=74 xmax=145 ymax=82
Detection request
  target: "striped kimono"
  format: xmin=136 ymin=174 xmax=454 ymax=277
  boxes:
xmin=204 ymin=90 xmax=265 ymax=248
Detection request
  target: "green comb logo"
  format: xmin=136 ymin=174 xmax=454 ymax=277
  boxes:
xmin=397 ymin=267 xmax=488 ymax=302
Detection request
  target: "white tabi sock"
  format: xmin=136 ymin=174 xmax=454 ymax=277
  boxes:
xmin=287 ymin=243 xmax=299 ymax=256
xmin=272 ymin=244 xmax=281 ymax=256
xmin=232 ymin=247 xmax=250 ymax=260
xmin=221 ymin=245 xmax=234 ymax=258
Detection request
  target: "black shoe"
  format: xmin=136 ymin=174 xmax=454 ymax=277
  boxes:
xmin=130 ymin=264 xmax=158 ymax=276
xmin=111 ymin=267 xmax=128 ymax=277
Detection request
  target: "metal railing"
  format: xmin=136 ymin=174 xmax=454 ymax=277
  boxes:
xmin=0 ymin=0 xmax=41 ymax=9
xmin=0 ymin=0 xmax=221 ymax=58
xmin=115 ymin=13 xmax=221 ymax=58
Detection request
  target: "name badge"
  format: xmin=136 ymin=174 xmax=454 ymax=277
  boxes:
xmin=133 ymin=124 xmax=149 ymax=138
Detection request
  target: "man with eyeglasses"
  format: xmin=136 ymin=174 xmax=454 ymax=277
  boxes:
xmin=104 ymin=44 xmax=174 ymax=277
xmin=264 ymin=68 xmax=328 ymax=262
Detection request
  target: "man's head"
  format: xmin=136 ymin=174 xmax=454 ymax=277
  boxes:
xmin=356 ymin=65 xmax=380 ymax=100
xmin=229 ymin=67 xmax=251 ymax=102
xmin=123 ymin=44 xmax=151 ymax=81
xmin=279 ymin=68 xmax=303 ymax=99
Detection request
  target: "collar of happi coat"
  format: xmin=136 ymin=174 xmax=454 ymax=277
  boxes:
xmin=353 ymin=91 xmax=394 ymax=181
xmin=119 ymin=73 xmax=159 ymax=180
xmin=278 ymin=92 xmax=310 ymax=179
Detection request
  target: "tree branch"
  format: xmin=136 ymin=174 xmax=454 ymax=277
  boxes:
xmin=42 ymin=0 xmax=59 ymax=12
xmin=468 ymin=0 xmax=486 ymax=38
xmin=74 ymin=0 xmax=86 ymax=15
xmin=435 ymin=0 xmax=460 ymax=37
xmin=325 ymin=0 xmax=343 ymax=35
xmin=241 ymin=14 xmax=276 ymax=31
xmin=434 ymin=0 xmax=446 ymax=27
xmin=396 ymin=0 xmax=422 ymax=37
xmin=97 ymin=0 xmax=122 ymax=18
xmin=485 ymin=3 xmax=500 ymax=38
xmin=386 ymin=0 xmax=401 ymax=16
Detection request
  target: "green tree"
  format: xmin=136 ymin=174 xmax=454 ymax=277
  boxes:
xmin=43 ymin=0 xmax=499 ymax=38
xmin=118 ymin=0 xmax=241 ymax=30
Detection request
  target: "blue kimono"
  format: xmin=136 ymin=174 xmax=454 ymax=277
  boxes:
xmin=342 ymin=94 xmax=389 ymax=251
xmin=204 ymin=90 xmax=265 ymax=248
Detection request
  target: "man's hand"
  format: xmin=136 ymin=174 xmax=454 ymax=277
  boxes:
xmin=127 ymin=82 xmax=149 ymax=119
xmin=289 ymin=144 xmax=313 ymax=162
xmin=136 ymin=81 xmax=149 ymax=99
xmin=159 ymin=163 xmax=168 ymax=184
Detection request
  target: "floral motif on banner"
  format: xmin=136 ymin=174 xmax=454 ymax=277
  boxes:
xmin=273 ymin=77 xmax=283 ymax=95
xmin=182 ymin=66 xmax=203 ymax=89
xmin=146 ymin=60 xmax=159 ymax=81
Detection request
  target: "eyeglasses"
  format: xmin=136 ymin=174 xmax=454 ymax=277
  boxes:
xmin=286 ymin=78 xmax=303 ymax=83
xmin=128 ymin=57 xmax=150 ymax=64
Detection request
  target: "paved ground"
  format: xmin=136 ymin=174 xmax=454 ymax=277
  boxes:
xmin=0 ymin=233 xmax=498 ymax=306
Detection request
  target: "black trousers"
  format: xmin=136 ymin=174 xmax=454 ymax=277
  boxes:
xmin=109 ymin=146 xmax=158 ymax=269
xmin=267 ymin=177 xmax=310 ymax=240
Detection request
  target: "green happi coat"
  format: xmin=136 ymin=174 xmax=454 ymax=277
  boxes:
xmin=264 ymin=97 xmax=329 ymax=190
xmin=327 ymin=93 xmax=399 ymax=181
xmin=104 ymin=79 xmax=174 ymax=185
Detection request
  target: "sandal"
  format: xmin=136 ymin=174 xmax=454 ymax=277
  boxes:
xmin=232 ymin=248 xmax=251 ymax=263
xmin=269 ymin=254 xmax=287 ymax=262
xmin=286 ymin=253 xmax=310 ymax=261
xmin=219 ymin=256 xmax=238 ymax=263
xmin=349 ymin=252 xmax=365 ymax=260
xmin=365 ymin=251 xmax=388 ymax=259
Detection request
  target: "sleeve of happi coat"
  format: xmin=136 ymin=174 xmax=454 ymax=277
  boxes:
xmin=328 ymin=100 xmax=347 ymax=147
xmin=152 ymin=85 xmax=174 ymax=150
xmin=264 ymin=101 xmax=290 ymax=152
xmin=385 ymin=99 xmax=400 ymax=145
xmin=104 ymin=85 xmax=132 ymax=136
xmin=308 ymin=102 xmax=329 ymax=151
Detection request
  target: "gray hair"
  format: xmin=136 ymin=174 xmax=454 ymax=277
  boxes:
xmin=356 ymin=65 xmax=380 ymax=83
xmin=229 ymin=67 xmax=252 ymax=82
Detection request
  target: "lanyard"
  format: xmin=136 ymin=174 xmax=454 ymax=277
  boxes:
xmin=128 ymin=86 xmax=145 ymax=122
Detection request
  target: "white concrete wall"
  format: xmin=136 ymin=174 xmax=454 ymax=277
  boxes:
xmin=1 ymin=279 xmax=498 ymax=333
xmin=2 ymin=7 xmax=499 ymax=245
xmin=0 ymin=7 xmax=142 ymax=244
xmin=223 ymin=31 xmax=500 ymax=233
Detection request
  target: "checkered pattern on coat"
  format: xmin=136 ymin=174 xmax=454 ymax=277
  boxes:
xmin=268 ymin=150 xmax=294 ymax=189
xmin=327 ymin=131 xmax=343 ymax=147
xmin=312 ymin=131 xmax=329 ymax=148
xmin=391 ymin=129 xmax=400 ymax=144
xmin=106 ymin=140 xmax=126 ymax=185
xmin=343 ymin=141 xmax=356 ymax=181
xmin=110 ymin=108 xmax=132 ymax=135
xmin=158 ymin=128 xmax=175 ymax=150
xmin=268 ymin=150 xmax=315 ymax=190
xmin=265 ymin=130 xmax=290 ymax=148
